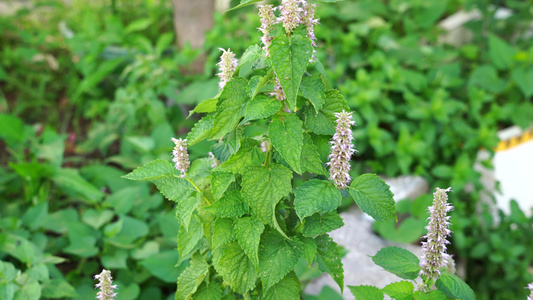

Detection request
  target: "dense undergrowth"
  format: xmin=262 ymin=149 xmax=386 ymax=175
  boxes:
xmin=0 ymin=0 xmax=532 ymax=299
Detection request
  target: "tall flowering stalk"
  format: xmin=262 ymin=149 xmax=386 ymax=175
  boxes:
xmin=420 ymin=187 xmax=453 ymax=283
xmin=171 ymin=138 xmax=190 ymax=177
xmin=258 ymin=5 xmax=276 ymax=57
xmin=216 ymin=48 xmax=238 ymax=89
xmin=270 ymin=76 xmax=287 ymax=101
xmin=327 ymin=110 xmax=356 ymax=189
xmin=94 ymin=269 xmax=118 ymax=300
xmin=278 ymin=0 xmax=301 ymax=35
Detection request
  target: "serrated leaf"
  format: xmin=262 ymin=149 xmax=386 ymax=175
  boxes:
xmin=177 ymin=194 xmax=200 ymax=231
xmin=151 ymin=176 xmax=195 ymax=203
xmin=305 ymin=90 xmax=349 ymax=135
xmin=270 ymin=34 xmax=313 ymax=110
xmin=298 ymin=235 xmax=317 ymax=265
xmin=187 ymin=115 xmax=214 ymax=146
xmin=316 ymin=234 xmax=344 ymax=291
xmin=435 ymin=272 xmax=475 ymax=300
xmin=41 ymin=279 xmax=78 ymax=298
xmin=211 ymin=172 xmax=235 ymax=199
xmin=302 ymin=212 xmax=344 ymax=237
xmin=301 ymin=75 xmax=326 ymax=111
xmin=413 ymin=290 xmax=447 ymax=300
xmin=211 ymin=77 xmax=249 ymax=140
xmin=212 ymin=218 xmax=236 ymax=250
xmin=193 ymin=282 xmax=223 ymax=300
xmin=212 ymin=241 xmax=258 ymax=294
xmin=348 ymin=285 xmax=384 ymax=300
xmin=178 ymin=215 xmax=204 ymax=264
xmin=259 ymin=231 xmax=303 ymax=291
xmin=301 ymin=133 xmax=326 ymax=175
xmin=238 ymin=44 xmax=262 ymax=67
xmin=263 ymin=272 xmax=302 ymax=300
xmin=295 ymin=179 xmax=342 ymax=220
xmin=348 ymin=174 xmax=396 ymax=222
xmin=381 ymin=281 xmax=414 ymax=300
xmin=244 ymin=95 xmax=283 ymax=122
xmin=189 ymin=98 xmax=217 ymax=117
xmin=123 ymin=159 xmax=174 ymax=180
xmin=241 ymin=164 xmax=292 ymax=229
xmin=235 ymin=216 xmax=265 ymax=267
xmin=217 ymin=139 xmax=265 ymax=174
xmin=176 ymin=254 xmax=209 ymax=300
xmin=371 ymin=246 xmax=420 ymax=280
xmin=204 ymin=190 xmax=249 ymax=218
xmin=269 ymin=114 xmax=304 ymax=174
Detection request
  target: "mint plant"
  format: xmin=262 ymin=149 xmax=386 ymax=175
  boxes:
xmin=125 ymin=0 xmax=401 ymax=298
xmin=349 ymin=188 xmax=475 ymax=300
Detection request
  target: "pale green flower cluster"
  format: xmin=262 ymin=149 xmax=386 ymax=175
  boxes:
xmin=327 ymin=110 xmax=356 ymax=189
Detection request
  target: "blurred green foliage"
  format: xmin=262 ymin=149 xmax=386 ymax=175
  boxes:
xmin=0 ymin=0 xmax=532 ymax=299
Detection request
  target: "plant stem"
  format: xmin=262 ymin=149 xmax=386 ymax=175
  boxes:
xmin=264 ymin=141 xmax=273 ymax=168
xmin=185 ymin=177 xmax=212 ymax=205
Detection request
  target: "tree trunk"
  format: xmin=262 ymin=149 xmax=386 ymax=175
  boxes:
xmin=172 ymin=0 xmax=215 ymax=73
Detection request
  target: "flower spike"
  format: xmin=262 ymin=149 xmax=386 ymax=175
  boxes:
xmin=258 ymin=5 xmax=276 ymax=57
xmin=420 ymin=187 xmax=453 ymax=282
xmin=327 ymin=110 xmax=356 ymax=189
xmin=171 ymin=138 xmax=190 ymax=177
xmin=217 ymin=48 xmax=238 ymax=89
xmin=94 ymin=269 xmax=118 ymax=300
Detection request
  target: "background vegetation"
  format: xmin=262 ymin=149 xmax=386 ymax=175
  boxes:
xmin=0 ymin=0 xmax=532 ymax=299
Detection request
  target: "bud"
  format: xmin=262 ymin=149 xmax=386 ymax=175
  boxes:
xmin=94 ymin=269 xmax=118 ymax=300
xmin=420 ymin=187 xmax=453 ymax=281
xmin=217 ymin=48 xmax=238 ymax=89
xmin=279 ymin=0 xmax=301 ymax=35
xmin=258 ymin=5 xmax=276 ymax=57
xmin=270 ymin=76 xmax=287 ymax=101
xmin=327 ymin=110 xmax=356 ymax=189
xmin=171 ymin=138 xmax=190 ymax=177
xmin=260 ymin=140 xmax=270 ymax=153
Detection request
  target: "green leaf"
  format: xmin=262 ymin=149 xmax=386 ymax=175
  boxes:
xmin=259 ymin=231 xmax=303 ymax=291
xmin=212 ymin=218 xmax=236 ymax=250
xmin=15 ymin=278 xmax=41 ymax=300
xmin=178 ymin=215 xmax=204 ymax=264
xmin=212 ymin=241 xmax=258 ymax=294
xmin=298 ymin=235 xmax=317 ymax=265
xmin=270 ymin=34 xmax=313 ymax=110
xmin=176 ymin=254 xmax=209 ymax=300
xmin=152 ymin=176 xmax=196 ymax=203
xmin=132 ymin=241 xmax=160 ymax=260
xmin=211 ymin=77 xmax=249 ymax=140
xmin=263 ymin=272 xmax=302 ymax=300
xmin=511 ymin=67 xmax=533 ymax=97
xmin=315 ymin=234 xmax=344 ymax=291
xmin=241 ymin=164 xmax=292 ymax=230
xmin=348 ymin=174 xmax=396 ymax=221
xmin=244 ymin=95 xmax=283 ymax=122
xmin=303 ymin=212 xmax=344 ymax=237
xmin=488 ymin=34 xmax=514 ymax=70
xmin=371 ymin=246 xmax=420 ymax=280
xmin=435 ymin=272 xmax=475 ymax=300
xmin=348 ymin=285 xmax=384 ymax=300
xmin=125 ymin=18 xmax=152 ymax=33
xmin=305 ymin=90 xmax=349 ymax=135
xmin=269 ymin=114 xmax=304 ymax=174
xmin=211 ymin=172 xmax=235 ymax=200
xmin=52 ymin=168 xmax=104 ymax=204
xmin=301 ymin=133 xmax=326 ymax=175
xmin=155 ymin=32 xmax=174 ymax=57
xmin=123 ymin=159 xmax=174 ymax=180
xmin=381 ymin=281 xmax=414 ymax=300
xmin=81 ymin=209 xmax=114 ymax=230
xmin=295 ymin=179 xmax=342 ymax=220
xmin=187 ymin=115 xmax=214 ymax=146
xmin=189 ymin=98 xmax=217 ymax=117
xmin=140 ymin=250 xmax=184 ymax=283
xmin=413 ymin=290 xmax=447 ymax=300
xmin=217 ymin=139 xmax=265 ymax=174
xmin=177 ymin=194 xmax=200 ymax=231
xmin=301 ymin=75 xmax=326 ymax=111
xmin=41 ymin=279 xmax=78 ymax=298
xmin=193 ymin=282 xmax=223 ymax=300
xmin=235 ymin=216 xmax=265 ymax=267
xmin=225 ymin=0 xmax=264 ymax=12
xmin=204 ymin=190 xmax=249 ymax=218
xmin=238 ymin=44 xmax=262 ymax=68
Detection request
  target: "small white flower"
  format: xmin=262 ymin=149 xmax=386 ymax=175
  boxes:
xmin=208 ymin=152 xmax=219 ymax=168
xmin=217 ymin=48 xmax=238 ymax=89
xmin=258 ymin=5 xmax=276 ymax=57
xmin=279 ymin=0 xmax=301 ymax=35
xmin=327 ymin=110 xmax=356 ymax=189
xmin=94 ymin=269 xmax=118 ymax=300
xmin=171 ymin=138 xmax=190 ymax=177
xmin=527 ymin=282 xmax=533 ymax=300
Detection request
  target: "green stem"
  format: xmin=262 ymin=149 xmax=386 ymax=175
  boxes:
xmin=185 ymin=177 xmax=212 ymax=205
xmin=294 ymin=220 xmax=305 ymax=234
xmin=244 ymin=291 xmax=251 ymax=300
